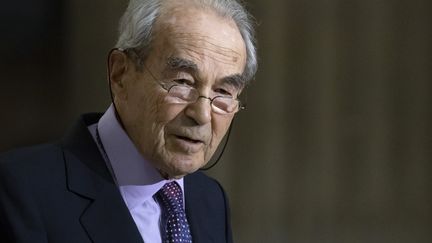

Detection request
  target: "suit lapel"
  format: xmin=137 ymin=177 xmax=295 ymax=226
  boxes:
xmin=61 ymin=113 xmax=143 ymax=243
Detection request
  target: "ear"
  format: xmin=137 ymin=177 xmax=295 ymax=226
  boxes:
xmin=108 ymin=49 xmax=129 ymax=100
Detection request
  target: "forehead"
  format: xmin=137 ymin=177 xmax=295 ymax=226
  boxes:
xmin=149 ymin=5 xmax=247 ymax=77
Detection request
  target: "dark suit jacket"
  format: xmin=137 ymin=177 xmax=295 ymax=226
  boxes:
xmin=0 ymin=114 xmax=233 ymax=243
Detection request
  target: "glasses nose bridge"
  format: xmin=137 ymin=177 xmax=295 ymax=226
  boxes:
xmin=192 ymin=95 xmax=214 ymax=110
xmin=196 ymin=95 xmax=213 ymax=103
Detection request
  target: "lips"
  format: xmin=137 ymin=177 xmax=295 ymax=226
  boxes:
xmin=175 ymin=135 xmax=202 ymax=144
xmin=170 ymin=133 xmax=206 ymax=153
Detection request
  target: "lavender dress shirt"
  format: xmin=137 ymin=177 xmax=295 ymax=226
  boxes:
xmin=88 ymin=104 xmax=184 ymax=243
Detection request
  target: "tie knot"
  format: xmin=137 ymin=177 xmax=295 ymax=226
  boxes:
xmin=157 ymin=181 xmax=184 ymax=213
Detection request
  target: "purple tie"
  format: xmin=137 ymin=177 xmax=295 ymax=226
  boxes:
xmin=156 ymin=182 xmax=193 ymax=243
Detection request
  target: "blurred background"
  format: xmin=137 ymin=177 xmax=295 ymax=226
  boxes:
xmin=1 ymin=0 xmax=431 ymax=242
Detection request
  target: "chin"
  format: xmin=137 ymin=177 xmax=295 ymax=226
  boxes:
xmin=163 ymin=154 xmax=205 ymax=178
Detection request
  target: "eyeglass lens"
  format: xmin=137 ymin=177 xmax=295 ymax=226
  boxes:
xmin=166 ymin=85 xmax=238 ymax=114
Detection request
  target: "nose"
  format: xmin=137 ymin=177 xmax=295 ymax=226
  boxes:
xmin=184 ymin=96 xmax=212 ymax=125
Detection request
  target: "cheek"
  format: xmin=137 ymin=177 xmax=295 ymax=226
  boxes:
xmin=130 ymin=92 xmax=160 ymax=124
xmin=146 ymin=94 xmax=170 ymax=134
xmin=150 ymin=98 xmax=185 ymax=148
xmin=129 ymin=83 xmax=166 ymax=119
xmin=156 ymin=101 xmax=186 ymax=123
xmin=125 ymin=89 xmax=167 ymax=146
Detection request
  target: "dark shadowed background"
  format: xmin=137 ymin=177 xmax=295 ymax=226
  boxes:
xmin=1 ymin=0 xmax=431 ymax=242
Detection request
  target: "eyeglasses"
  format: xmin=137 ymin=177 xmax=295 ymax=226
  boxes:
xmin=122 ymin=48 xmax=245 ymax=115
xmin=159 ymin=83 xmax=245 ymax=114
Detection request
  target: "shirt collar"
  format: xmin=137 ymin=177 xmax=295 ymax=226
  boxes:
xmin=96 ymin=104 xmax=183 ymax=209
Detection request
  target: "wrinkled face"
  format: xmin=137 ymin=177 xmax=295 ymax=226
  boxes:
xmin=111 ymin=6 xmax=247 ymax=179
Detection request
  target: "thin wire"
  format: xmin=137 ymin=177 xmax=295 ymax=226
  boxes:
xmin=107 ymin=48 xmax=117 ymax=105
xmin=107 ymin=48 xmax=127 ymax=130
xmin=200 ymin=118 xmax=235 ymax=171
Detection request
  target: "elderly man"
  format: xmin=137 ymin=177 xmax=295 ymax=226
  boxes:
xmin=0 ymin=0 xmax=256 ymax=242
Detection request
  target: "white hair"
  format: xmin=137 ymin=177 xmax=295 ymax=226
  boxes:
xmin=115 ymin=0 xmax=257 ymax=83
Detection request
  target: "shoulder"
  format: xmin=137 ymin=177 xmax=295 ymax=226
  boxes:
xmin=0 ymin=144 xmax=63 ymax=170
xmin=184 ymin=170 xmax=230 ymax=209
xmin=0 ymin=144 xmax=65 ymax=186
xmin=0 ymin=112 xmax=100 ymax=176
xmin=0 ymin=144 xmax=70 ymax=242
xmin=185 ymin=171 xmax=227 ymax=195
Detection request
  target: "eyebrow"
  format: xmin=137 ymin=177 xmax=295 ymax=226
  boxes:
xmin=166 ymin=56 xmax=198 ymax=72
xmin=221 ymin=73 xmax=245 ymax=90
xmin=165 ymin=56 xmax=246 ymax=89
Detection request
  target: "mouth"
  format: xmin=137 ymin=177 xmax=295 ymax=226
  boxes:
xmin=175 ymin=135 xmax=203 ymax=144
xmin=171 ymin=134 xmax=205 ymax=153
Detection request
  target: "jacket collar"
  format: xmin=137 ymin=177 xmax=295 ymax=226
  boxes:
xmin=60 ymin=113 xmax=143 ymax=243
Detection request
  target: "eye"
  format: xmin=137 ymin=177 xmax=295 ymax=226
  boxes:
xmin=214 ymin=88 xmax=233 ymax=97
xmin=173 ymin=79 xmax=193 ymax=86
